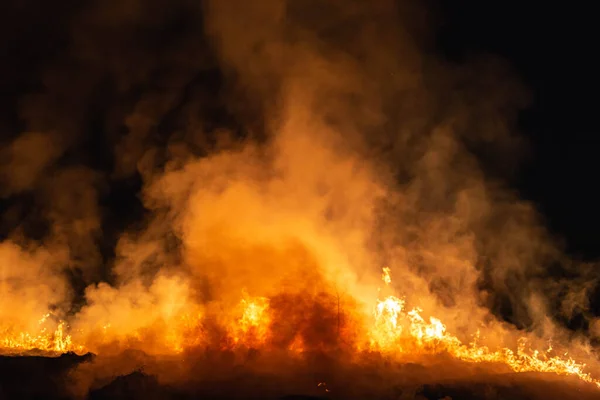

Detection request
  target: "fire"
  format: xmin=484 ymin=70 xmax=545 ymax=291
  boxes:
xmin=368 ymin=268 xmax=600 ymax=388
xmin=232 ymin=291 xmax=271 ymax=347
xmin=1 ymin=268 xmax=599 ymax=390
xmin=371 ymin=296 xmax=405 ymax=350
xmin=162 ymin=312 xmax=206 ymax=353
xmin=382 ymin=267 xmax=392 ymax=285
xmin=0 ymin=313 xmax=83 ymax=354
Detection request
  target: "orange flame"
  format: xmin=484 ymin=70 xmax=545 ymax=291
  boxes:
xmin=368 ymin=268 xmax=600 ymax=388
xmin=232 ymin=291 xmax=271 ymax=347
xmin=0 ymin=313 xmax=84 ymax=354
xmin=1 ymin=268 xmax=599 ymax=389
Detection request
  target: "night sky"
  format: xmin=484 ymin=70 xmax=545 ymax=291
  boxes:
xmin=438 ymin=1 xmax=600 ymax=260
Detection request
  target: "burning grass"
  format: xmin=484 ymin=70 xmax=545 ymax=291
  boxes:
xmin=2 ymin=268 xmax=599 ymax=394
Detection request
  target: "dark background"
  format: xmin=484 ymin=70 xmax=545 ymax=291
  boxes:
xmin=438 ymin=1 xmax=600 ymax=260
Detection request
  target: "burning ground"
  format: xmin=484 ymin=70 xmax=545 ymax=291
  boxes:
xmin=1 ymin=0 xmax=600 ymax=399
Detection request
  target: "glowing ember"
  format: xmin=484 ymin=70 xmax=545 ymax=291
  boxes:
xmin=317 ymin=382 xmax=330 ymax=392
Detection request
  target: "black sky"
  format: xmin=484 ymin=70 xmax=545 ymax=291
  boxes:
xmin=438 ymin=1 xmax=600 ymax=259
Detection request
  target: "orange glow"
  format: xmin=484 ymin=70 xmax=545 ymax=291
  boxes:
xmin=367 ymin=269 xmax=600 ymax=388
xmin=0 ymin=314 xmax=84 ymax=354
xmin=231 ymin=291 xmax=271 ymax=347
xmin=382 ymin=267 xmax=392 ymax=285
xmin=1 ymin=268 xmax=599 ymax=389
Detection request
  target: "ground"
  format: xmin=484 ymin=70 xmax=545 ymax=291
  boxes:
xmin=1 ymin=352 xmax=599 ymax=400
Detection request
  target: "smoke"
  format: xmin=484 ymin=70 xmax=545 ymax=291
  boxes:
xmin=0 ymin=241 xmax=70 ymax=332
xmin=198 ymin=0 xmax=568 ymax=338
xmin=1 ymin=0 xmax=599 ymax=396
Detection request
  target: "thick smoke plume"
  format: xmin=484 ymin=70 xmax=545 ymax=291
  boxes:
xmin=1 ymin=0 xmax=598 ymax=397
